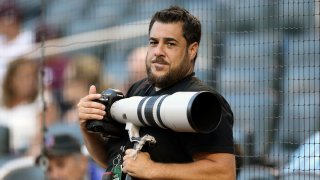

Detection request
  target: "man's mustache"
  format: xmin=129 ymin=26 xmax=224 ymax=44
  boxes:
xmin=151 ymin=57 xmax=169 ymax=65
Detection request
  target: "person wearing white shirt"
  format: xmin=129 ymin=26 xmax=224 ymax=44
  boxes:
xmin=0 ymin=1 xmax=34 ymax=89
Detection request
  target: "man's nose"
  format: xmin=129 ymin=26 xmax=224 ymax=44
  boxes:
xmin=153 ymin=44 xmax=165 ymax=57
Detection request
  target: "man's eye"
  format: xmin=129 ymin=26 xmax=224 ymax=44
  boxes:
xmin=167 ymin=42 xmax=175 ymax=47
xmin=149 ymin=41 xmax=157 ymax=46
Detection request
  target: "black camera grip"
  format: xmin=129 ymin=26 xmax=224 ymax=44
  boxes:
xmin=85 ymin=120 xmax=107 ymax=133
xmin=85 ymin=120 xmax=126 ymax=138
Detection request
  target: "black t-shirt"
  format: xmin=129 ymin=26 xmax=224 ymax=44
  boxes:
xmin=104 ymin=73 xmax=234 ymax=174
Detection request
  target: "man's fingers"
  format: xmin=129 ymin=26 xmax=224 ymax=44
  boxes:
xmin=77 ymin=89 xmax=106 ymax=123
xmin=79 ymin=105 xmax=106 ymax=115
xmin=80 ymin=93 xmax=102 ymax=103
xmin=77 ymin=93 xmax=104 ymax=113
xmin=78 ymin=98 xmax=104 ymax=109
xmin=80 ymin=113 xmax=104 ymax=120
xmin=78 ymin=105 xmax=105 ymax=125
xmin=78 ymin=100 xmax=106 ymax=119
xmin=122 ymin=150 xmax=136 ymax=174
xmin=89 ymin=85 xmax=97 ymax=94
xmin=125 ymin=149 xmax=137 ymax=157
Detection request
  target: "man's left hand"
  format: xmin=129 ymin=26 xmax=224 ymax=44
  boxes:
xmin=122 ymin=148 xmax=155 ymax=179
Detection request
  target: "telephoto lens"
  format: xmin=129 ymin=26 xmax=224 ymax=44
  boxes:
xmin=110 ymin=91 xmax=222 ymax=133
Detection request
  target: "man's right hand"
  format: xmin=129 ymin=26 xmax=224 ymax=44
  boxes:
xmin=77 ymin=85 xmax=106 ymax=128
xmin=76 ymin=85 xmax=110 ymax=168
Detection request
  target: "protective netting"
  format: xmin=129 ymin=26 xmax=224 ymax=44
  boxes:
xmin=2 ymin=0 xmax=319 ymax=179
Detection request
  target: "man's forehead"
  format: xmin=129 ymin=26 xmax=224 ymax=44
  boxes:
xmin=149 ymin=21 xmax=184 ymax=39
xmin=150 ymin=37 xmax=178 ymax=42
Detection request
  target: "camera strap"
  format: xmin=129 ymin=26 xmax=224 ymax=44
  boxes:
xmin=111 ymin=153 xmax=123 ymax=179
xmin=103 ymin=145 xmax=126 ymax=180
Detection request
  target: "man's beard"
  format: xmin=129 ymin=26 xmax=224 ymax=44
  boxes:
xmin=146 ymin=52 xmax=192 ymax=89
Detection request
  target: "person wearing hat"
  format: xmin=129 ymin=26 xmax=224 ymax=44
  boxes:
xmin=45 ymin=133 xmax=103 ymax=180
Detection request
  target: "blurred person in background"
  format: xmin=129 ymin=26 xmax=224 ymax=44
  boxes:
xmin=124 ymin=46 xmax=148 ymax=92
xmin=46 ymin=51 xmax=108 ymax=177
xmin=0 ymin=58 xmax=58 ymax=156
xmin=0 ymin=0 xmax=33 ymax=88
xmin=34 ymin=23 xmax=70 ymax=117
xmin=61 ymin=53 xmax=107 ymax=124
xmin=45 ymin=133 xmax=104 ymax=180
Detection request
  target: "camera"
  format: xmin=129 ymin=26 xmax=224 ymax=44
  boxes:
xmin=93 ymin=88 xmax=124 ymax=121
xmin=85 ymin=88 xmax=126 ymax=137
xmin=86 ymin=88 xmax=222 ymax=135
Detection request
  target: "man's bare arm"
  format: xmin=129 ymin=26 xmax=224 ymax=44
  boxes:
xmin=122 ymin=149 xmax=236 ymax=180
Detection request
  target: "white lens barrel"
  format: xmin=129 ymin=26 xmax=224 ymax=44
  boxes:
xmin=159 ymin=92 xmax=198 ymax=132
xmin=110 ymin=96 xmax=145 ymax=126
xmin=110 ymin=91 xmax=221 ymax=133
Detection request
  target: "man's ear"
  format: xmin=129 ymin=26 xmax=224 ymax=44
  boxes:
xmin=188 ymin=42 xmax=199 ymax=63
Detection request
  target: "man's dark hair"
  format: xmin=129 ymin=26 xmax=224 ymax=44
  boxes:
xmin=149 ymin=6 xmax=202 ymax=47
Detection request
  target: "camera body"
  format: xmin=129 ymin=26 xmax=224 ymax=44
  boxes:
xmin=85 ymin=88 xmax=126 ymax=137
xmin=94 ymin=88 xmax=124 ymax=121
